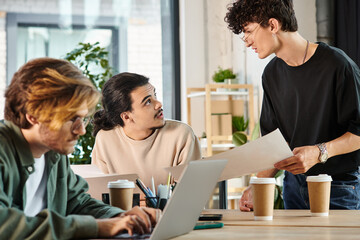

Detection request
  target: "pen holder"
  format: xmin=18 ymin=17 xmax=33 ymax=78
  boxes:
xmin=157 ymin=198 xmax=167 ymax=211
xmin=145 ymin=196 xmax=168 ymax=210
xmin=145 ymin=196 xmax=159 ymax=208
xmin=102 ymin=193 xmax=110 ymax=204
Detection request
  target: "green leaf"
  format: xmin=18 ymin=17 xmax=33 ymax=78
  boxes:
xmin=274 ymin=169 xmax=284 ymax=179
xmin=274 ymin=185 xmax=284 ymax=209
xmin=232 ymin=131 xmax=247 ymax=146
xmin=85 ymin=53 xmax=97 ymax=61
xmin=100 ymin=59 xmax=108 ymax=68
xmin=232 ymin=116 xmax=249 ymax=132
xmin=250 ymin=121 xmax=261 ymax=141
xmin=92 ymin=46 xmax=101 ymax=52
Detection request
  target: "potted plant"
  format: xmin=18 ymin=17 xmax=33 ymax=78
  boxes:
xmin=232 ymin=116 xmax=249 ymax=146
xmin=64 ymin=42 xmax=113 ymax=164
xmin=200 ymin=132 xmax=207 ymax=146
xmin=212 ymin=66 xmax=237 ymax=84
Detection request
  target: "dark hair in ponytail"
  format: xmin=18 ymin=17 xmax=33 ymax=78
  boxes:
xmin=93 ymin=72 xmax=149 ymax=136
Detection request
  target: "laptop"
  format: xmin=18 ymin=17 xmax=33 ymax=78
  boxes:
xmin=114 ymin=159 xmax=228 ymax=240
xmin=70 ymin=164 xmax=140 ymax=200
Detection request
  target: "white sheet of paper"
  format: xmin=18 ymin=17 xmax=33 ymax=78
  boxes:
xmin=165 ymin=129 xmax=293 ymax=181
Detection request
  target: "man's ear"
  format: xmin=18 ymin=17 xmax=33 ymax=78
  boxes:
xmin=120 ymin=112 xmax=131 ymax=123
xmin=25 ymin=114 xmax=39 ymax=126
xmin=268 ymin=18 xmax=281 ymax=34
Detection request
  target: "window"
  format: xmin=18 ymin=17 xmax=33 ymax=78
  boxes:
xmin=6 ymin=0 xmax=180 ymax=119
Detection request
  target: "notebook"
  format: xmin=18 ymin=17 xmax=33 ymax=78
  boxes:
xmin=114 ymin=159 xmax=228 ymax=240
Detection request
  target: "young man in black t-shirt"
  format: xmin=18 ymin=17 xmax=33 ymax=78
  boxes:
xmin=225 ymin=0 xmax=360 ymax=210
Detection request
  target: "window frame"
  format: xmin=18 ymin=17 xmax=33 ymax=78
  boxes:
xmin=6 ymin=1 xmax=181 ymax=119
xmin=6 ymin=12 xmax=120 ymax=84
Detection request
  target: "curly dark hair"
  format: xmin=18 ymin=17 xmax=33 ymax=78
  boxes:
xmin=225 ymin=0 xmax=298 ymax=34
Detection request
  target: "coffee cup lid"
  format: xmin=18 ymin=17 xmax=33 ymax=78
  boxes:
xmin=306 ymin=174 xmax=332 ymax=182
xmin=249 ymin=177 xmax=276 ymax=184
xmin=108 ymin=179 xmax=135 ymax=188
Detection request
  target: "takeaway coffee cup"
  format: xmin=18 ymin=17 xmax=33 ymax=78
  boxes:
xmin=108 ymin=180 xmax=135 ymax=210
xmin=250 ymin=177 xmax=276 ymax=221
xmin=306 ymin=174 xmax=332 ymax=216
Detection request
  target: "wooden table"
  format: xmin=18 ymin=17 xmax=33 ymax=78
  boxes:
xmin=172 ymin=209 xmax=360 ymax=239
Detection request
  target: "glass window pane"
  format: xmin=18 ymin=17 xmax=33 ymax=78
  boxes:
xmin=17 ymin=27 xmax=113 ymax=71
xmin=4 ymin=0 xmax=179 ymax=120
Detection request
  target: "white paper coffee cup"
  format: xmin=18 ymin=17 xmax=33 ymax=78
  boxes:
xmin=250 ymin=177 xmax=276 ymax=221
xmin=306 ymin=174 xmax=332 ymax=216
xmin=108 ymin=180 xmax=135 ymax=210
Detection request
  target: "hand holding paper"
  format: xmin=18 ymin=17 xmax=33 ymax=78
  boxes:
xmin=274 ymin=145 xmax=320 ymax=175
xmin=165 ymin=129 xmax=293 ymax=181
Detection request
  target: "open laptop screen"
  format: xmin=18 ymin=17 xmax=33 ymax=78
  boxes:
xmin=114 ymin=159 xmax=228 ymax=240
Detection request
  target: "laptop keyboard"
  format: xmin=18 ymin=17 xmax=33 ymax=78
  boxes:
xmin=113 ymin=232 xmax=151 ymax=239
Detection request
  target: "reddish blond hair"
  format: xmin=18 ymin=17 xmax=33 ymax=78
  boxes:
xmin=5 ymin=57 xmax=100 ymax=130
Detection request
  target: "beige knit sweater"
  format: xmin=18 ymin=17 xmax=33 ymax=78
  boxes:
xmin=92 ymin=120 xmax=201 ymax=187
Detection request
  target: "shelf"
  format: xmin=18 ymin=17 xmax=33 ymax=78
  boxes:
xmin=187 ymin=90 xmax=249 ymax=98
xmin=187 ymin=84 xmax=254 ymax=157
xmin=200 ymin=143 xmax=235 ymax=149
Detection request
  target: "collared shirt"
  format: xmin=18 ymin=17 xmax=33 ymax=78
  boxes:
xmin=0 ymin=120 xmax=123 ymax=239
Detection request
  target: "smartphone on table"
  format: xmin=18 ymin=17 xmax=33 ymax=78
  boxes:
xmin=194 ymin=221 xmax=224 ymax=230
xmin=198 ymin=214 xmax=223 ymax=221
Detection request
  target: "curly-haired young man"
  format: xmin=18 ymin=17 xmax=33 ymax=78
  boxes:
xmin=225 ymin=0 xmax=360 ymax=210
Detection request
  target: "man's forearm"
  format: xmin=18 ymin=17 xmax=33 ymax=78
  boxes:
xmin=327 ymin=132 xmax=360 ymax=158
xmin=0 ymin=208 xmax=98 ymax=239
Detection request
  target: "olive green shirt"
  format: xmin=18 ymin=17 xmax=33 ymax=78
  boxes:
xmin=0 ymin=120 xmax=123 ymax=239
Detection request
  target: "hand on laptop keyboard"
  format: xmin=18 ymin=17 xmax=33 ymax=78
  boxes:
xmin=121 ymin=206 xmax=161 ymax=228
xmin=96 ymin=206 xmax=161 ymax=238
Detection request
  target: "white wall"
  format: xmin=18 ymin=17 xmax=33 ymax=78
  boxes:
xmin=294 ymin=0 xmax=317 ymax=42
xmin=180 ymin=0 xmax=234 ymax=136
xmin=0 ymin=12 xmax=6 ymax=118
xmin=179 ymin=0 xmax=207 ymax=135
xmin=181 ymin=0 xmax=317 ymax=136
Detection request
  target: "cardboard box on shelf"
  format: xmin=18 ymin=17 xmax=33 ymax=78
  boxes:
xmin=210 ymin=99 xmax=244 ymax=116
xmin=211 ymin=113 xmax=232 ymax=143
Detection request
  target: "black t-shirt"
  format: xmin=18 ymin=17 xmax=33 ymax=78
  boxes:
xmin=260 ymin=42 xmax=360 ymax=177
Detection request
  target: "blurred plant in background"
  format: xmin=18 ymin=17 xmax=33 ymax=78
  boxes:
xmin=232 ymin=115 xmax=249 ymax=146
xmin=212 ymin=67 xmax=237 ymax=83
xmin=64 ymin=42 xmax=113 ymax=164
xmin=274 ymin=170 xmax=285 ymax=209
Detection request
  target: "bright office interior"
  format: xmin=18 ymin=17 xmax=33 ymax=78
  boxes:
xmin=0 ymin=0 xmax=319 ymax=208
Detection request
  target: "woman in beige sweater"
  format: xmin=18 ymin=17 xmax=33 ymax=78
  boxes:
xmin=92 ymin=72 xmax=201 ymax=188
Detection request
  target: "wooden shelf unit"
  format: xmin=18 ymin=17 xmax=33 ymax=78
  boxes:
xmin=187 ymin=83 xmax=254 ymax=156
